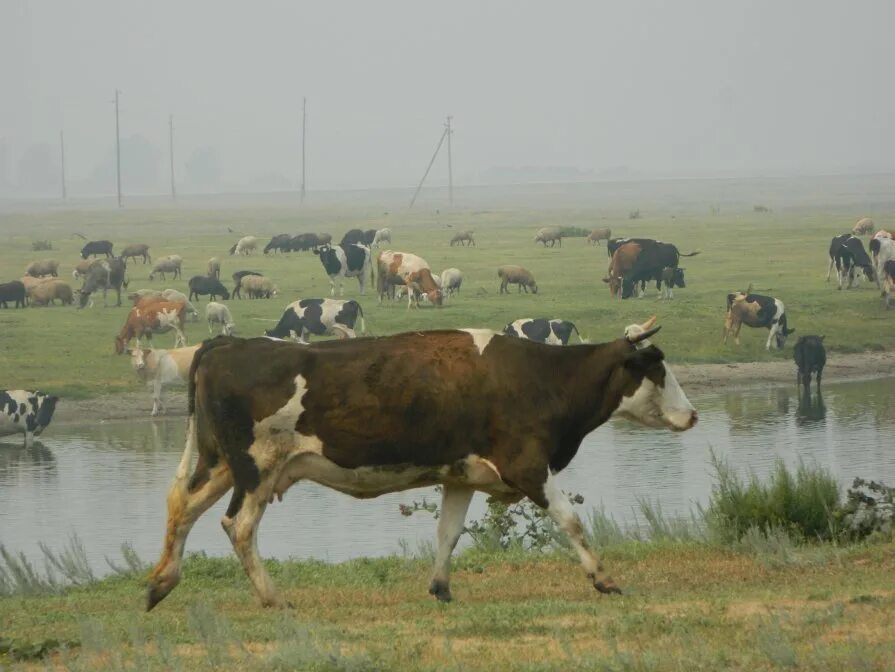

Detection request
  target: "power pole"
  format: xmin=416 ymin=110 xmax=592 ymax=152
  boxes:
xmin=445 ymin=115 xmax=453 ymax=206
xmin=114 ymin=88 xmax=122 ymax=208
xmin=409 ymin=124 xmax=449 ymax=209
xmin=300 ymin=97 xmax=307 ymax=202
xmin=59 ymin=130 xmax=67 ymax=199
xmin=169 ymin=113 xmax=176 ymax=201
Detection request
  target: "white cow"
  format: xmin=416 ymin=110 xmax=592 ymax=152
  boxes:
xmin=129 ymin=344 xmax=201 ymax=416
xmin=206 ymin=302 xmax=235 ymax=336
xmin=871 ymin=237 xmax=895 ymax=293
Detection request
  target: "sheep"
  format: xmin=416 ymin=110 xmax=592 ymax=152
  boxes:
xmin=25 ymin=259 xmax=59 ymax=278
xmin=205 ymin=302 xmax=235 ymax=336
xmin=853 ymin=217 xmax=875 ymax=235
xmin=207 ymin=257 xmax=221 ymax=279
xmin=229 ymin=236 xmax=260 ymax=255
xmin=498 ymin=265 xmax=538 ymax=294
xmin=587 ymin=227 xmax=611 ymax=246
xmin=534 ymin=226 xmax=563 ymax=247
xmin=372 ymin=228 xmax=392 ymax=247
xmin=148 ymin=255 xmax=182 ymax=281
xmin=160 ymin=289 xmax=199 ymax=321
xmin=450 ymin=230 xmax=475 ymax=247
xmin=440 ymin=268 xmax=462 ymax=296
xmin=121 ymin=243 xmax=152 ymax=264
xmin=20 ymin=275 xmax=54 ymax=295
xmin=129 ymin=343 xmax=201 ymax=416
xmin=28 ymin=279 xmax=74 ymax=306
xmin=239 ymin=274 xmax=278 ymax=299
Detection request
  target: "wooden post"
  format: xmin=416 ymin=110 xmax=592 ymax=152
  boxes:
xmin=410 ymin=126 xmax=448 ymax=209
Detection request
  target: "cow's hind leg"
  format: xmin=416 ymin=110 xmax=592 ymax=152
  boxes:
xmin=147 ymin=418 xmax=233 ymax=610
xmin=428 ymin=486 xmax=474 ymax=602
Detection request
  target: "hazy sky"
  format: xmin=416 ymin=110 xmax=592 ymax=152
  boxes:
xmin=3 ymin=0 xmax=893 ymax=193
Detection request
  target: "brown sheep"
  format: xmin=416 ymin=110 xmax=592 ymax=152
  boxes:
xmin=121 ymin=243 xmax=152 ymax=264
xmin=207 ymin=257 xmax=221 ymax=280
xmin=20 ymin=275 xmax=54 ymax=295
xmin=450 ymin=230 xmax=475 ymax=247
xmin=25 ymin=259 xmax=59 ymax=278
xmin=534 ymin=226 xmax=563 ymax=247
xmin=28 ymin=279 xmax=74 ymax=306
xmin=853 ymin=217 xmax=875 ymax=235
xmin=72 ymin=260 xmax=92 ymax=280
xmin=587 ymin=227 xmax=611 ymax=246
xmin=498 ymin=265 xmax=538 ymax=294
xmin=149 ymin=255 xmax=183 ymax=281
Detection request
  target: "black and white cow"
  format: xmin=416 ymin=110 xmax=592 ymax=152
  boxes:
xmin=723 ymin=292 xmax=794 ymax=350
xmin=0 ymin=390 xmax=59 ymax=447
xmin=265 ymin=299 xmax=365 ymax=342
xmin=827 ymin=234 xmax=875 ymax=289
xmin=793 ymin=335 xmax=826 ymax=392
xmin=503 ymin=319 xmax=585 ymax=345
xmin=313 ymin=243 xmax=371 ymax=296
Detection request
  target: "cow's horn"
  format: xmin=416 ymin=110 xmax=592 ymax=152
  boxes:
xmin=640 ymin=315 xmax=657 ymax=330
xmin=626 ymin=325 xmax=661 ymax=344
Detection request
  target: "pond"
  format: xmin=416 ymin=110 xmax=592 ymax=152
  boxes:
xmin=1 ymin=377 xmax=893 ymax=574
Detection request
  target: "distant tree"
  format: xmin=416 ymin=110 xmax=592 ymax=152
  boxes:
xmin=185 ymin=146 xmax=222 ymax=190
xmin=89 ymin=134 xmax=162 ymax=194
xmin=17 ymin=143 xmax=57 ymax=195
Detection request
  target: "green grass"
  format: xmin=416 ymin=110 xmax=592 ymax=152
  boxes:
xmin=0 ymin=203 xmax=892 ymax=398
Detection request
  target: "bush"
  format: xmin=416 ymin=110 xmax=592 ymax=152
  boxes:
xmin=31 ymin=240 xmax=53 ymax=251
xmin=704 ymin=453 xmax=841 ymax=543
xmin=754 ymin=204 xmax=771 ymax=213
xmin=628 ymin=209 xmax=641 ymax=220
xmin=558 ymin=226 xmax=590 ymax=238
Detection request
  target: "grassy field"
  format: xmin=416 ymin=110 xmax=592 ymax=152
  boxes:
xmin=0 ymin=202 xmax=893 ymax=398
xmin=3 ymin=544 xmax=895 ymax=670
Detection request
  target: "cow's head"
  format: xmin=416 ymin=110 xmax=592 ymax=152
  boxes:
xmin=220 ymin=288 xmax=232 ymax=300
xmin=612 ymin=317 xmax=698 ymax=432
xmin=129 ymin=345 xmax=147 ymax=370
xmin=861 ymin=265 xmax=875 ymax=283
xmin=114 ymin=335 xmax=129 ymax=355
xmin=773 ymin=313 xmax=795 ymax=350
xmin=670 ymin=267 xmax=686 ymax=288
xmin=530 ymin=281 xmax=539 ymax=294
xmin=34 ymin=393 xmax=59 ymax=432
xmin=228 ymin=243 xmax=237 ymax=256
xmin=77 ymin=289 xmax=92 ymax=309
xmin=603 ymin=274 xmax=622 ymax=298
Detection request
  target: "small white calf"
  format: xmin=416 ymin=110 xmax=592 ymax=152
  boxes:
xmin=206 ymin=302 xmax=236 ymax=336
xmin=129 ymin=344 xmax=201 ymax=416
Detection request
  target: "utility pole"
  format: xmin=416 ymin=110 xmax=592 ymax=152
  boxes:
xmin=114 ymin=88 xmax=122 ymax=208
xmin=59 ymin=130 xmax=67 ymax=199
xmin=300 ymin=97 xmax=307 ymax=202
xmin=169 ymin=113 xmax=176 ymax=201
xmin=445 ymin=115 xmax=453 ymax=206
xmin=409 ymin=124 xmax=449 ymax=209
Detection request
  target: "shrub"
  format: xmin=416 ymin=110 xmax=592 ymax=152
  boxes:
xmin=31 ymin=240 xmax=53 ymax=251
xmin=628 ymin=209 xmax=641 ymax=220
xmin=558 ymin=226 xmax=590 ymax=238
xmin=754 ymin=204 xmax=771 ymax=213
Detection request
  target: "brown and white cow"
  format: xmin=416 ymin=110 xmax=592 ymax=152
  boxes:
xmin=377 ymin=250 xmax=443 ymax=306
xmin=114 ymin=300 xmax=187 ymax=354
xmin=723 ymin=292 xmax=794 ymax=350
xmin=146 ymin=317 xmax=697 ymax=611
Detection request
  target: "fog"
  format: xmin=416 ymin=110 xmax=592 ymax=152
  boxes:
xmin=2 ymin=0 xmax=893 ymax=197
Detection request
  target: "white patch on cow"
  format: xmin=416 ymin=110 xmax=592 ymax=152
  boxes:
xmin=461 ymin=328 xmax=497 ymax=355
xmin=614 ymin=365 xmax=696 ymax=432
xmin=251 ymin=375 xmax=323 ymax=464
xmin=766 ymin=299 xmax=787 ymax=350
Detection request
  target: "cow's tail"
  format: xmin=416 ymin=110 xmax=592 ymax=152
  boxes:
xmin=680 ymin=250 xmax=701 ymax=257
xmin=356 ymin=302 xmax=367 ymax=335
xmin=571 ymin=323 xmax=588 ymax=344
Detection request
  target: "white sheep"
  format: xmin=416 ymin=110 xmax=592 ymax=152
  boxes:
xmin=206 ymin=301 xmax=236 ymax=336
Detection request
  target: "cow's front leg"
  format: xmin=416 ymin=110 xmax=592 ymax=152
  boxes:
xmin=23 ymin=430 xmax=34 ymax=448
xmin=429 ymin=486 xmax=474 ymax=602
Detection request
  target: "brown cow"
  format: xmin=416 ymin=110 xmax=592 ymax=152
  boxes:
xmin=145 ymin=318 xmax=697 ymax=611
xmin=587 ymin=228 xmax=611 ymax=246
xmin=603 ymin=242 xmax=642 ymax=298
xmin=114 ymin=301 xmax=187 ymax=354
xmin=404 ymin=269 xmax=443 ymax=308
xmin=377 ymin=250 xmax=442 ymax=306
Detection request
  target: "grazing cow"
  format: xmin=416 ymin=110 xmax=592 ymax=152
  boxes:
xmin=882 ymin=260 xmax=895 ymax=309
xmin=265 ymin=298 xmax=365 ymax=342
xmin=80 ymin=240 xmax=114 ymax=259
xmin=659 ymin=267 xmax=686 ymax=300
xmin=0 ymin=280 xmax=26 ymax=308
xmin=827 ymin=234 xmax=875 ymax=289
xmin=72 ymin=260 xmax=92 ymax=280
xmin=229 ymin=236 xmax=260 ymax=256
xmin=161 ymin=289 xmax=199 ymax=321
xmin=793 ymin=335 xmax=826 ymax=392
xmin=404 ymin=269 xmax=444 ymax=308
xmin=239 ymin=275 xmax=278 ymax=299
xmin=207 ymin=257 xmax=221 ymax=280
xmin=144 ymin=317 xmax=697 ymax=610
xmin=29 ymin=280 xmax=74 ymax=306
xmin=121 ymin=243 xmax=152 ymax=265
xmin=723 ymin=292 xmax=794 ymax=350
xmin=25 ymin=259 xmax=59 ymax=278
xmin=618 ymin=241 xmax=699 ymax=299
xmin=586 ymin=228 xmax=611 ymax=246
xmin=498 ymin=265 xmax=538 ymax=294
xmin=188 ymin=276 xmax=231 ymax=301
xmin=503 ymin=319 xmax=585 ymax=345
xmin=129 ymin=344 xmax=201 ymax=416
xmin=852 ymin=217 xmax=875 ymax=235
xmin=264 ymin=234 xmax=292 ymax=254
xmin=450 ymin=230 xmax=475 ymax=247
xmin=0 ymin=390 xmax=58 ymax=447
xmin=78 ymin=258 xmax=128 ymax=308
xmin=377 ymin=250 xmax=441 ymax=305
xmin=114 ymin=301 xmax=187 ymax=353
xmin=534 ymin=226 xmax=563 ymax=247
xmin=149 ymin=255 xmax=183 ymax=281
xmin=372 ymin=228 xmax=391 ymax=248
xmin=231 ymin=270 xmax=262 ymax=298
xmin=128 ymin=289 xmax=197 ymax=320
xmin=440 ymin=268 xmax=462 ymax=296
xmin=869 ymin=237 xmax=895 ymax=294
xmin=316 ymin=243 xmax=371 ymax=296
xmin=206 ymin=302 xmax=236 ymax=336
xmin=604 ymin=242 xmax=642 ymax=298
xmin=606 ymin=237 xmax=657 ymax=258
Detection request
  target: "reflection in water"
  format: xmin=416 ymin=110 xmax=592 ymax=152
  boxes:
xmin=1 ymin=377 xmax=893 ymax=573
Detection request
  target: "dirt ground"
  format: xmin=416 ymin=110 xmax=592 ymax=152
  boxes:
xmin=51 ymin=350 xmax=895 ymax=426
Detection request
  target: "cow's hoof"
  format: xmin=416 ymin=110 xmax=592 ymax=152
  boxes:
xmin=428 ymin=580 xmax=453 ymax=603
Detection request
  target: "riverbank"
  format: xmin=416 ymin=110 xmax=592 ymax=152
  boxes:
xmin=51 ymin=349 xmax=895 ymax=426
